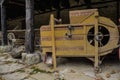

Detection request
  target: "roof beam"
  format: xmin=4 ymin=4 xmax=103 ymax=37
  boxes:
xmin=9 ymin=1 xmax=24 ymax=7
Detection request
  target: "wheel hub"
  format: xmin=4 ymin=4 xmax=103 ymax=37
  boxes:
xmin=95 ymin=32 xmax=103 ymax=41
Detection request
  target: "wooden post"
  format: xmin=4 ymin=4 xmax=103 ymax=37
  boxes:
xmin=25 ymin=0 xmax=35 ymax=53
xmin=1 ymin=1 xmax=8 ymax=46
xmin=51 ymin=14 xmax=57 ymax=70
xmin=94 ymin=11 xmax=99 ymax=70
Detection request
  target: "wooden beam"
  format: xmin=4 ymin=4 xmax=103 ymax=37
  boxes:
xmin=9 ymin=1 xmax=24 ymax=7
xmin=25 ymin=0 xmax=35 ymax=53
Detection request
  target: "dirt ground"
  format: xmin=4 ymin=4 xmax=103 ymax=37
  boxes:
xmin=0 ymin=53 xmax=120 ymax=80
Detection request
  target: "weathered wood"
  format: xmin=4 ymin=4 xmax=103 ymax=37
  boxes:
xmin=25 ymin=0 xmax=35 ymax=53
xmin=1 ymin=2 xmax=8 ymax=45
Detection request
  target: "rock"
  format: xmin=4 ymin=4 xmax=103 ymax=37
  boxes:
xmin=0 ymin=46 xmax=12 ymax=53
xmin=22 ymin=53 xmax=27 ymax=62
xmin=54 ymin=72 xmax=60 ymax=80
xmin=96 ymin=75 xmax=104 ymax=80
xmin=22 ymin=51 xmax=42 ymax=65
xmin=54 ymin=69 xmax=67 ymax=80
xmin=105 ymin=73 xmax=111 ymax=78
xmin=0 ymin=76 xmax=5 ymax=80
xmin=10 ymin=46 xmax=25 ymax=58
xmin=110 ymin=70 xmax=116 ymax=74
xmin=70 ymin=69 xmax=76 ymax=73
xmin=2 ymin=72 xmax=28 ymax=80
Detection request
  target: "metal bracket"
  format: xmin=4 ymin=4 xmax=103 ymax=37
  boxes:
xmin=65 ymin=25 xmax=74 ymax=39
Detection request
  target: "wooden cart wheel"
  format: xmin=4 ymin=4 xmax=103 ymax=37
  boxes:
xmin=7 ymin=33 xmax=16 ymax=46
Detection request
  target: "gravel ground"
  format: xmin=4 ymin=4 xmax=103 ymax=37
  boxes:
xmin=0 ymin=53 xmax=120 ymax=80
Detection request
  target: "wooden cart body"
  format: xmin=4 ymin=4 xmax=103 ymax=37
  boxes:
xmin=40 ymin=9 xmax=119 ymax=70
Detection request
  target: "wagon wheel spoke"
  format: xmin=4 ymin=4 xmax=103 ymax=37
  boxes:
xmin=89 ymin=39 xmax=94 ymax=44
xmin=99 ymin=26 xmax=102 ymax=30
xmin=103 ymin=34 xmax=110 ymax=37
xmin=98 ymin=40 xmax=103 ymax=47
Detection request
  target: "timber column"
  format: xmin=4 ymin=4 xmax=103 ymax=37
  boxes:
xmin=25 ymin=0 xmax=34 ymax=53
xmin=1 ymin=1 xmax=7 ymax=45
xmin=0 ymin=0 xmax=11 ymax=53
xmin=22 ymin=0 xmax=41 ymax=65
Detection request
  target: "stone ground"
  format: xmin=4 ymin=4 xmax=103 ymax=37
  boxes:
xmin=0 ymin=53 xmax=120 ymax=80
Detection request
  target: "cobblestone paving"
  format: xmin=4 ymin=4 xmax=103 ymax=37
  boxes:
xmin=0 ymin=53 xmax=120 ymax=80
